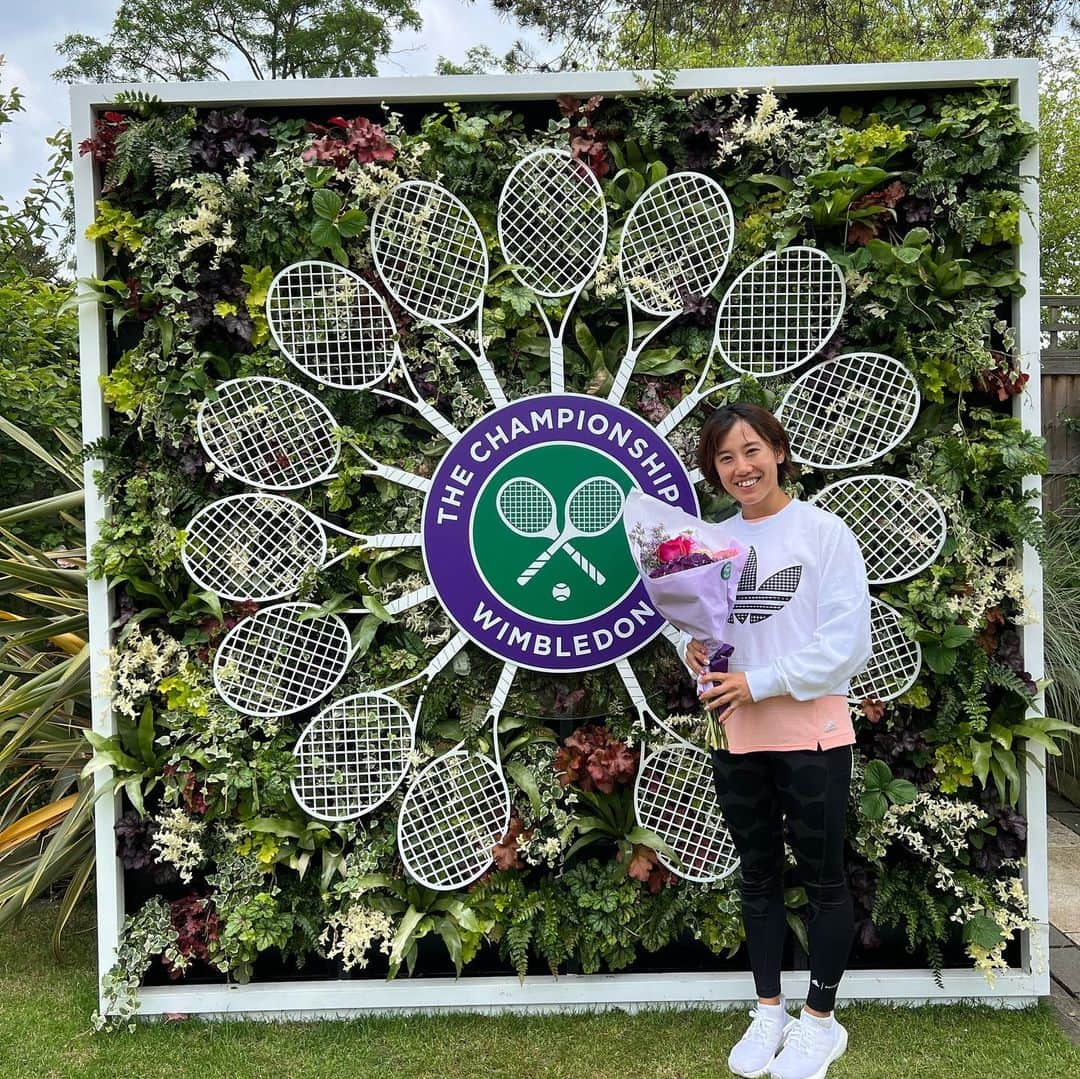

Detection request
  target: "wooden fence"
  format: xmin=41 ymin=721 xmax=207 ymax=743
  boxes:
xmin=1042 ymin=296 xmax=1080 ymax=802
xmin=1042 ymin=295 xmax=1080 ymax=514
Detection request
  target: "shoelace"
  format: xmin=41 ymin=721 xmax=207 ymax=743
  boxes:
xmin=783 ymin=1018 xmax=829 ymax=1054
xmin=745 ymin=1007 xmax=783 ymax=1047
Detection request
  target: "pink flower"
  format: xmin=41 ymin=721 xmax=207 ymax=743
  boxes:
xmin=656 ymin=535 xmax=696 ymax=563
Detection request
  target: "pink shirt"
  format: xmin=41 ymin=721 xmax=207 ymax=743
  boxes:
xmin=721 ymin=693 xmax=854 ymax=754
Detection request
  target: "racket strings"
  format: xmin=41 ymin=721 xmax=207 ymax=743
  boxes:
xmin=398 ymin=754 xmax=508 ymax=889
xmin=567 ymin=480 xmax=624 ymax=534
xmin=184 ymin=496 xmax=325 ymax=600
xmin=373 ymin=183 xmax=486 ymax=324
xmin=498 ymin=479 xmax=555 ymax=534
xmin=269 ymin=262 xmax=398 ymax=387
xmin=292 ymin=697 xmax=413 ymax=819
xmin=810 ymin=477 xmax=947 ymax=584
xmin=637 ymin=747 xmax=739 ymax=881
xmin=621 ymin=174 xmax=734 ymax=313
xmin=199 ymin=379 xmax=339 ymax=489
xmin=849 ymin=601 xmax=922 ymax=702
xmin=499 ymin=155 xmax=605 ymax=295
xmin=718 ymin=249 xmax=845 ymax=375
xmin=215 ymin=606 xmax=351 ymax=715
xmin=782 ymin=354 xmax=919 ymax=468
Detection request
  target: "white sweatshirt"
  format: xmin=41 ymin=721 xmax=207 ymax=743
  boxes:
xmin=679 ymin=497 xmax=873 ymax=751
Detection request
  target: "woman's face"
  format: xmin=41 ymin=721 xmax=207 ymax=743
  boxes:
xmin=712 ymin=419 xmax=787 ymax=515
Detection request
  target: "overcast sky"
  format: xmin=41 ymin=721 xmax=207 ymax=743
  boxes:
xmin=0 ymin=1 xmax=545 ymax=211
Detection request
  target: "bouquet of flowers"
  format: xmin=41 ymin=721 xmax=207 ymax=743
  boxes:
xmin=623 ymin=490 xmax=748 ymax=750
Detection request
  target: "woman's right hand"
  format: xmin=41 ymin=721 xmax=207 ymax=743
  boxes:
xmin=685 ymin=638 xmax=709 ymax=677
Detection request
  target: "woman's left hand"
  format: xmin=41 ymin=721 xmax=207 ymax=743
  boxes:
xmin=699 ymin=671 xmax=753 ymax=719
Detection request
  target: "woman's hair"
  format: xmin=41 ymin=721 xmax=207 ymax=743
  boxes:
xmin=696 ymin=402 xmax=798 ymax=489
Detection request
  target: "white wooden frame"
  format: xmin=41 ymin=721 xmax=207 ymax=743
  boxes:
xmin=74 ymin=59 xmax=1047 ymax=1019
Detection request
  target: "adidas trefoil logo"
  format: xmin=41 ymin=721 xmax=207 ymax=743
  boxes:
xmin=727 ymin=547 xmax=803 ymax=625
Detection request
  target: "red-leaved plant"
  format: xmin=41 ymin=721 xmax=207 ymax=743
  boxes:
xmin=554 ymin=724 xmax=639 ymax=793
xmin=302 ymin=116 xmax=395 ymax=170
xmin=163 ymin=894 xmax=220 ymax=979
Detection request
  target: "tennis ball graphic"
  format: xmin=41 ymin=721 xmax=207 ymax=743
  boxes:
xmin=551 ymin=582 xmax=571 ymax=602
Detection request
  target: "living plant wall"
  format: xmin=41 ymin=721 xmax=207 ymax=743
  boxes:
xmin=78 ymin=74 xmax=1064 ymax=1025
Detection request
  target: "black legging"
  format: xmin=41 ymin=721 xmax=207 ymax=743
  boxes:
xmin=710 ymin=744 xmax=854 ymax=1013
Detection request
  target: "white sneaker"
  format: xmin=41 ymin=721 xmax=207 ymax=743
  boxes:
xmin=727 ymin=1000 xmax=796 ymax=1077
xmin=767 ymin=1010 xmax=848 ymax=1079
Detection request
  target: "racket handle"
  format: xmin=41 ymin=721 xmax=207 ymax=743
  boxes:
xmin=517 ymin=544 xmax=555 ymax=586
xmin=550 ymin=339 xmax=565 ymax=394
xmin=359 ymin=532 xmax=424 ymax=549
xmin=606 ymin=345 xmax=638 ymax=405
xmin=415 ymin=401 xmax=461 ymax=444
xmin=655 ymin=389 xmax=700 ymax=438
xmin=565 ymin=542 xmax=606 ymax=586
xmin=475 ymin=355 xmax=508 ymax=409
xmin=363 ymin=461 xmax=431 ymax=494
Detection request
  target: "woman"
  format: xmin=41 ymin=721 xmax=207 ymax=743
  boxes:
xmin=682 ymin=402 xmax=871 ymax=1079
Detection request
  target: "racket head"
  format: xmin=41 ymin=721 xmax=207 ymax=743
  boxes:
xmin=566 ymin=476 xmax=625 ymax=536
xmin=777 ymin=352 xmax=921 ymax=470
xmin=371 ymin=180 xmax=488 ymax=326
xmin=809 ymin=475 xmax=947 ymax=585
xmin=715 ymin=246 xmax=846 ymax=378
xmin=213 ymin=602 xmax=352 ymax=717
xmin=848 ymin=598 xmax=923 ymax=703
xmin=618 ymin=171 xmax=735 ymax=316
xmin=181 ymin=493 xmax=327 ymax=602
xmin=634 ymin=743 xmax=739 ymax=883
xmin=290 ymin=692 xmax=414 ymax=821
xmin=197 ymin=376 xmax=341 ymax=491
xmin=497 ymin=148 xmax=608 ymax=299
xmin=396 ymin=748 xmax=511 ymax=891
xmin=496 ymin=477 xmax=556 ymax=538
xmin=266 ymin=260 xmax=398 ymax=390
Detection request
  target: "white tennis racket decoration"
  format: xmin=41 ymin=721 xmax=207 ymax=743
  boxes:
xmin=197 ymin=377 xmax=430 ymax=494
xmin=497 ymin=149 xmax=608 ymax=393
xmin=514 ymin=476 xmax=626 ymax=587
xmin=777 ymin=352 xmax=921 ymax=469
xmin=607 ymin=172 xmax=735 ymax=405
xmin=397 ymin=661 xmax=517 ymax=890
xmin=290 ymin=630 xmax=469 ymax=821
xmin=849 ymin=598 xmax=923 ymax=703
xmin=809 ymin=475 xmax=948 ymax=585
xmin=634 ymin=742 xmax=739 ymax=883
xmin=266 ymin=260 xmax=459 ymax=443
xmin=655 ymin=246 xmax=846 ymax=437
xmin=213 ymin=586 xmax=434 ymax=718
xmin=181 ymin=493 xmax=421 ymax=602
xmin=617 ymin=660 xmax=739 ymax=882
xmin=371 ymin=180 xmax=507 ymax=407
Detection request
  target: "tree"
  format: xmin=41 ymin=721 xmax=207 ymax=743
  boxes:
xmin=490 ymin=0 xmax=1078 ymax=68
xmin=1041 ymin=37 xmax=1080 ymax=295
xmin=54 ymin=0 xmax=422 ymax=83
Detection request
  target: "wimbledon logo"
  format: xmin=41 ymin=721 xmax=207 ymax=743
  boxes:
xmin=422 ymin=393 xmax=697 ymax=672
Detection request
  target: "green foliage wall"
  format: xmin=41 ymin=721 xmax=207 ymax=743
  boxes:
xmin=79 ymin=77 xmax=1061 ymax=1023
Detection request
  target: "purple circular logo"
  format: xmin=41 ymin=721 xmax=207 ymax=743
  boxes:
xmin=422 ymin=393 xmax=697 ymax=672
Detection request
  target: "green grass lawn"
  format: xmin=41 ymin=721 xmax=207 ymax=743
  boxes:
xmin=2 ymin=902 xmax=1078 ymax=1079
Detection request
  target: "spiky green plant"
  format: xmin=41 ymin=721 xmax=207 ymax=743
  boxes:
xmin=1042 ymin=487 xmax=1080 ymax=800
xmin=0 ymin=418 xmax=92 ymax=956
